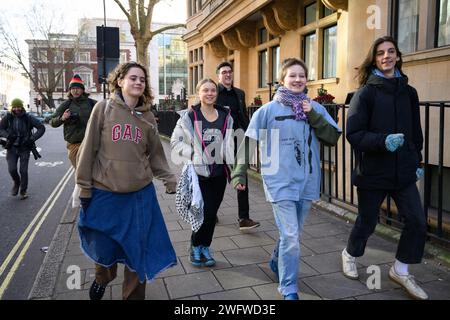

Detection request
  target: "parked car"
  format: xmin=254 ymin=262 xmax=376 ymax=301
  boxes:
xmin=42 ymin=111 xmax=54 ymax=123
xmin=0 ymin=110 xmax=7 ymax=120
xmin=28 ymin=111 xmax=45 ymax=123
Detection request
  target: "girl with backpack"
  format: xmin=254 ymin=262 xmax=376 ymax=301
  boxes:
xmin=76 ymin=62 xmax=177 ymax=300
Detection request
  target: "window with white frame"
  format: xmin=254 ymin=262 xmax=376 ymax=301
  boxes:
xmin=78 ymin=73 xmax=92 ymax=89
xmin=55 ymin=71 xmax=65 ymax=89
xmin=37 ymin=50 xmax=48 ymax=62
xmin=37 ymin=69 xmax=49 ymax=88
xmin=72 ymin=70 xmax=93 ymax=90
xmin=77 ymin=52 xmax=90 ymax=63
xmin=54 ymin=51 xmax=64 ymax=63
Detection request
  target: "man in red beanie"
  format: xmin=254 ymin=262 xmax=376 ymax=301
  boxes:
xmin=50 ymin=74 xmax=97 ymax=168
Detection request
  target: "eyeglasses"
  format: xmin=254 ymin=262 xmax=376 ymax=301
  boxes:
xmin=220 ymin=70 xmax=233 ymax=75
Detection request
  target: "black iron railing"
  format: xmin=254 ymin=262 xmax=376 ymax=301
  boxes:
xmin=320 ymin=102 xmax=450 ymax=247
xmin=157 ymin=110 xmax=181 ymax=137
xmin=157 ymin=102 xmax=450 ymax=245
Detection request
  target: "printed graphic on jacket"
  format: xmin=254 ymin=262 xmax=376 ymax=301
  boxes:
xmin=294 ymin=141 xmax=302 ymax=167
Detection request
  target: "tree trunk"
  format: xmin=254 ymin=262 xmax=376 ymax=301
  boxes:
xmin=136 ymin=39 xmax=151 ymax=68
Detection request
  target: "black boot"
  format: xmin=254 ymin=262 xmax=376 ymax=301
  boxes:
xmin=89 ymin=280 xmax=106 ymax=300
xmin=11 ymin=182 xmax=20 ymax=196
xmin=19 ymin=190 xmax=28 ymax=200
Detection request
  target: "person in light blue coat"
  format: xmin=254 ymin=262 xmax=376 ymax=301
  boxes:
xmin=231 ymin=58 xmax=341 ymax=300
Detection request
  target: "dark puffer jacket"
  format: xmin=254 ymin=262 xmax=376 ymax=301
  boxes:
xmin=346 ymin=74 xmax=423 ymax=190
xmin=49 ymin=94 xmax=96 ymax=144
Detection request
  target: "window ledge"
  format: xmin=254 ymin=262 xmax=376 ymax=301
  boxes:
xmin=307 ymin=78 xmax=340 ymax=86
xmin=403 ymin=46 xmax=450 ymax=64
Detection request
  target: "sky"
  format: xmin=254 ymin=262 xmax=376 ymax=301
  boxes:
xmin=0 ymin=0 xmax=187 ymax=39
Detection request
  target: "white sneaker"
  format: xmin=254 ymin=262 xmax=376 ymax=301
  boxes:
xmin=342 ymin=249 xmax=359 ymax=279
xmin=388 ymin=266 xmax=428 ymax=300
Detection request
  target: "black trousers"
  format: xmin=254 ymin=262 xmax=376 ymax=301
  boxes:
xmin=191 ymin=175 xmax=227 ymax=247
xmin=235 ymin=136 xmax=249 ymax=219
xmin=6 ymin=147 xmax=30 ymax=193
xmin=346 ymin=183 xmax=427 ymax=264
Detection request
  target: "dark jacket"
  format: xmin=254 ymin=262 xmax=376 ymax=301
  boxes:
xmin=0 ymin=111 xmax=45 ymax=149
xmin=216 ymin=84 xmax=250 ymax=130
xmin=49 ymin=94 xmax=96 ymax=144
xmin=346 ymin=74 xmax=423 ymax=190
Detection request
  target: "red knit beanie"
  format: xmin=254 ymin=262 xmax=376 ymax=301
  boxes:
xmin=69 ymin=74 xmax=85 ymax=90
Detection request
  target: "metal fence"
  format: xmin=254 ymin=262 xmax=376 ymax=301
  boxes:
xmin=157 ymin=102 xmax=450 ymax=246
xmin=156 ymin=110 xmax=180 ymax=137
xmin=320 ymin=102 xmax=450 ymax=247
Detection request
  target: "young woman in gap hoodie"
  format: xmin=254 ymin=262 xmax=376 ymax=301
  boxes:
xmin=76 ymin=62 xmax=177 ymax=300
xmin=171 ymin=78 xmax=234 ymax=268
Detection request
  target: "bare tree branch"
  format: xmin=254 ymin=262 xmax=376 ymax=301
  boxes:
xmin=143 ymin=0 xmax=157 ymax=38
xmin=150 ymin=23 xmax=186 ymax=37
xmin=113 ymin=0 xmax=131 ymax=20
xmin=0 ymin=4 xmax=85 ymax=109
xmin=112 ymin=0 xmax=186 ymax=67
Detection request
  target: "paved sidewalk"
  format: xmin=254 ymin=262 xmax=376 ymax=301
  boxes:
xmin=29 ymin=141 xmax=450 ymax=300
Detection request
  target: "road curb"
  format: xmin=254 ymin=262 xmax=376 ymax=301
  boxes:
xmin=28 ymin=201 xmax=77 ymax=300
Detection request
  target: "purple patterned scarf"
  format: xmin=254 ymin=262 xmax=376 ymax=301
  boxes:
xmin=273 ymin=86 xmax=309 ymax=121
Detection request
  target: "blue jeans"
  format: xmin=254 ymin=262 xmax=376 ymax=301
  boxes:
xmin=271 ymin=199 xmax=312 ymax=296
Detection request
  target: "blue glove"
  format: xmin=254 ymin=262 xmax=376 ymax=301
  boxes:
xmin=385 ymin=133 xmax=404 ymax=152
xmin=416 ymin=168 xmax=424 ymax=180
xmin=79 ymin=197 xmax=91 ymax=210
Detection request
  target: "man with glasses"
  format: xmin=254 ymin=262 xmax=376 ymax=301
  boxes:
xmin=216 ymin=62 xmax=260 ymax=231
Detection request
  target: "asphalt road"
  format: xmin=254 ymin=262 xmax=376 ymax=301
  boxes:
xmin=0 ymin=124 xmax=73 ymax=300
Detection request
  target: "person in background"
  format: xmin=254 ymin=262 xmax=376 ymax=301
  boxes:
xmin=76 ymin=62 xmax=177 ymax=300
xmin=216 ymin=61 xmax=260 ymax=231
xmin=341 ymin=36 xmax=428 ymax=300
xmin=50 ymin=74 xmax=96 ymax=168
xmin=0 ymin=98 xmax=45 ymax=199
xmin=232 ymin=58 xmax=341 ymax=300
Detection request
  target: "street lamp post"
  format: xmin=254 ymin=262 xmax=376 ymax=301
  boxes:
xmin=102 ymin=0 xmax=107 ymax=99
xmin=267 ymin=82 xmax=279 ymax=100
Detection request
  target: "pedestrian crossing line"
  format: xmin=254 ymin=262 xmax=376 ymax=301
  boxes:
xmin=0 ymin=167 xmax=74 ymax=299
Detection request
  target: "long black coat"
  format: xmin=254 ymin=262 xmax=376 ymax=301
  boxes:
xmin=346 ymin=74 xmax=423 ymax=190
xmin=0 ymin=112 xmax=45 ymax=148
xmin=216 ymin=84 xmax=249 ymax=130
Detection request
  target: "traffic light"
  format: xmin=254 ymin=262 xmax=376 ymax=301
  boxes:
xmin=34 ymin=98 xmax=38 ymax=106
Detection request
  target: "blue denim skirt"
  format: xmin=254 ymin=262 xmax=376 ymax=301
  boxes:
xmin=78 ymin=183 xmax=177 ymax=283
